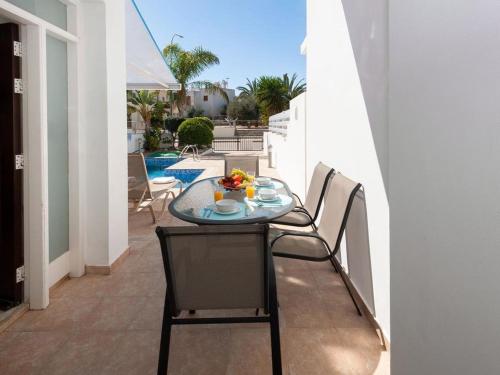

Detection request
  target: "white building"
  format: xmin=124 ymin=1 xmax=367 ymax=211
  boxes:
xmin=185 ymin=83 xmax=235 ymax=118
xmin=0 ymin=0 xmax=177 ymax=311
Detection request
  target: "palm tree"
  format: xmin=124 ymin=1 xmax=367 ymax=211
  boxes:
xmin=282 ymin=73 xmax=306 ymax=100
xmin=163 ymin=43 xmax=229 ymax=115
xmin=127 ymin=90 xmax=160 ymax=130
xmin=256 ymin=76 xmax=288 ymax=116
xmin=237 ymin=78 xmax=259 ymax=98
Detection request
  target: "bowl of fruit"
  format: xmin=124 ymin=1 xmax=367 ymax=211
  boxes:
xmin=218 ymin=169 xmax=254 ymax=191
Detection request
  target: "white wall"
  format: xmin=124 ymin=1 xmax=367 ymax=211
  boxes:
xmin=305 ymin=0 xmax=390 ymax=338
xmin=268 ymin=95 xmax=307 ymax=200
xmin=79 ymin=0 xmax=128 ymax=266
xmin=389 ymin=1 xmax=500 ymax=374
xmin=188 ymin=88 xmax=235 ymax=118
xmin=104 ymin=0 xmax=128 ymax=264
xmin=213 ymin=126 xmax=235 ymax=138
xmin=79 ymin=1 xmax=109 ymax=266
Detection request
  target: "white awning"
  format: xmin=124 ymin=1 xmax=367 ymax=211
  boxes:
xmin=126 ymin=0 xmax=180 ymax=91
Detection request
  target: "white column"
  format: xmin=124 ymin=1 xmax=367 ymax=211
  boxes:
xmin=104 ymin=0 xmax=128 ymax=264
xmin=67 ymin=2 xmax=85 ymax=277
xmin=79 ymin=0 xmax=128 ymax=267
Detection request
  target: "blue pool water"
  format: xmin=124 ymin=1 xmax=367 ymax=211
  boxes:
xmin=145 ymin=157 xmax=182 ymax=169
xmin=145 ymin=157 xmax=204 ymax=187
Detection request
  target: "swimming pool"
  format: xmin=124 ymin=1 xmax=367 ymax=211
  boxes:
xmin=145 ymin=156 xmax=181 ymax=170
xmin=145 ymin=157 xmax=204 ymax=187
xmin=148 ymin=151 xmax=181 ymax=158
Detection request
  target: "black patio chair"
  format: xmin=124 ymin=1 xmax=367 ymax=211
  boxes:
xmin=271 ymin=162 xmax=334 ymax=229
xmin=155 ymin=224 xmax=282 ymax=375
xmin=270 ymin=172 xmax=363 ymax=315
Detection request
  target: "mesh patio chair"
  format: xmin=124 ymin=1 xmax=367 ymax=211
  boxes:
xmin=271 ymin=162 xmax=334 ymax=228
xmin=128 ymin=153 xmax=181 ymax=223
xmin=224 ymin=155 xmax=259 ymax=176
xmin=155 ymin=224 xmax=282 ymax=375
xmin=270 ymin=172 xmax=363 ymax=315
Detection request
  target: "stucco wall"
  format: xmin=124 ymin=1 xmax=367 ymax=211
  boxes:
xmin=79 ymin=0 xmax=128 ymax=266
xmin=306 ymin=0 xmax=390 ymax=338
xmin=389 ymin=1 xmax=500 ymax=373
xmin=268 ymin=94 xmax=307 ymax=200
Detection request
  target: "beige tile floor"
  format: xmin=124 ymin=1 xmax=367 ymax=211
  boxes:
xmin=0 ymin=153 xmax=390 ymax=375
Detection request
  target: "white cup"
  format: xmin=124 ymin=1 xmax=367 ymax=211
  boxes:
xmin=256 ymin=177 xmax=271 ymax=186
xmin=259 ymin=188 xmax=277 ymax=200
xmin=215 ymin=199 xmax=237 ymax=212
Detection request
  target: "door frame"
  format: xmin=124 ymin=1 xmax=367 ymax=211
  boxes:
xmin=0 ymin=0 xmax=84 ymax=309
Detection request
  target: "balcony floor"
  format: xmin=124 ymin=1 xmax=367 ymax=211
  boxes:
xmin=0 ymin=153 xmax=389 ymax=374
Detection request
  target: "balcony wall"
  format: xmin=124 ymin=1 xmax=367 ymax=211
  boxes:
xmin=269 ymin=0 xmax=391 ymax=340
xmin=389 ymin=1 xmax=500 ymax=373
xmin=305 ymin=0 xmax=390 ymax=339
xmin=267 ymin=94 xmax=307 ymax=200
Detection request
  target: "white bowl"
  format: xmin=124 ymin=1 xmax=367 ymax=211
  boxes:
xmin=215 ymin=199 xmax=237 ymax=212
xmin=258 ymin=188 xmax=277 ymax=200
xmin=255 ymin=177 xmax=271 ymax=186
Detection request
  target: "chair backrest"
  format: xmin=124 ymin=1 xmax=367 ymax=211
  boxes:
xmin=224 ymin=155 xmax=259 ymax=176
xmin=317 ymin=172 xmax=362 ymax=255
xmin=156 ymin=224 xmax=269 ymax=315
xmin=128 ymin=153 xmax=153 ymax=201
xmin=303 ymin=162 xmax=335 ymax=220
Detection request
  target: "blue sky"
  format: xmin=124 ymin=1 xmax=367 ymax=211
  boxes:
xmin=134 ymin=0 xmax=306 ymax=92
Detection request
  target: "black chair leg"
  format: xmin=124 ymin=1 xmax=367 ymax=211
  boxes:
xmin=158 ymin=304 xmax=172 ymax=374
xmin=336 ymin=265 xmax=363 ymax=316
xmin=269 ymin=308 xmax=282 ymax=375
xmin=329 ymin=256 xmax=339 ymax=273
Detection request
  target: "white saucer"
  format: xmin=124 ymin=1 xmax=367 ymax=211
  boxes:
xmin=255 ymin=181 xmax=273 ymax=187
xmin=213 ymin=206 xmax=241 ymax=215
xmin=256 ymin=195 xmax=280 ymax=202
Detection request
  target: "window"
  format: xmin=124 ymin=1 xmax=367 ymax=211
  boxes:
xmin=203 ymin=95 xmax=209 ymax=102
xmin=6 ymin=0 xmax=68 ymax=30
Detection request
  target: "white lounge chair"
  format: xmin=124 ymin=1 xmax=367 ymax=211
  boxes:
xmin=128 ymin=153 xmax=182 ymax=223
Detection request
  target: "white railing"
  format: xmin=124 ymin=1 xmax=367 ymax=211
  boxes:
xmin=268 ymin=109 xmax=290 ymax=136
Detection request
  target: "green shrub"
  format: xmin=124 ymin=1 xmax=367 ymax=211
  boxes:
xmin=187 ymin=107 xmax=204 ymax=118
xmin=164 ymin=117 xmax=186 ymax=147
xmin=144 ymin=126 xmax=162 ymax=150
xmin=192 ymin=116 xmax=214 ymax=130
xmin=227 ymin=96 xmax=259 ymax=120
xmin=151 ymin=101 xmax=166 ymax=127
xmin=178 ymin=118 xmax=214 ymax=147
xmin=165 ymin=117 xmax=185 ymax=134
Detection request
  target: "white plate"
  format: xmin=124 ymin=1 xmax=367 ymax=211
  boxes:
xmin=256 ymin=195 xmax=280 ymax=202
xmin=213 ymin=206 xmax=242 ymax=215
xmin=255 ymin=180 xmax=273 ymax=187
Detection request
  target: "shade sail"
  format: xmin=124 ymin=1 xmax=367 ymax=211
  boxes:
xmin=126 ymin=0 xmax=180 ymax=91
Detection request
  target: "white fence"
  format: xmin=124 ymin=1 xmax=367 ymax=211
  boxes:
xmin=268 ymin=110 xmax=290 ymax=136
xmin=266 ymin=94 xmax=307 ymax=199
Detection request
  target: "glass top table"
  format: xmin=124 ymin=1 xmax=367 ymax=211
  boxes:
xmin=168 ymin=176 xmax=296 ymax=225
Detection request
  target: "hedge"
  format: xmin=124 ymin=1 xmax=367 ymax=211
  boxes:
xmin=178 ymin=118 xmax=214 ymax=146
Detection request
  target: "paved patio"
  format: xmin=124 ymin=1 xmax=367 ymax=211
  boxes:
xmin=0 ymin=153 xmax=389 ymax=374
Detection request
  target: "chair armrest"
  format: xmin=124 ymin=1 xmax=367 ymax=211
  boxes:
xmin=291 ymin=206 xmax=313 ymax=218
xmin=270 ymin=229 xmax=322 ymax=246
xmin=292 ymin=192 xmax=304 ymax=207
xmin=270 ymin=230 xmax=334 ymax=256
